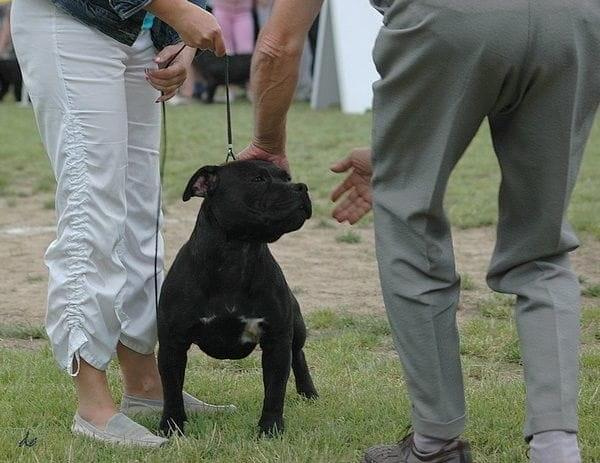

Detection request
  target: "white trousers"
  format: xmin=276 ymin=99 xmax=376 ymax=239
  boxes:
xmin=11 ymin=0 xmax=163 ymax=375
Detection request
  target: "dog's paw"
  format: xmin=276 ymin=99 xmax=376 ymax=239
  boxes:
xmin=258 ymin=416 xmax=284 ymax=437
xmin=159 ymin=415 xmax=186 ymax=437
xmin=298 ymin=388 xmax=319 ymax=400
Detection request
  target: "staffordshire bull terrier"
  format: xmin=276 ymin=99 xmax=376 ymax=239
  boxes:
xmin=158 ymin=160 xmax=318 ymax=437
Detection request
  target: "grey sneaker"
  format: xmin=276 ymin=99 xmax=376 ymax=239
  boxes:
xmin=71 ymin=412 xmax=168 ymax=448
xmin=363 ymin=431 xmax=472 ymax=463
xmin=120 ymin=391 xmax=236 ymax=417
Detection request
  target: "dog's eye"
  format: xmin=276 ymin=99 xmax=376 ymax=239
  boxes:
xmin=252 ymin=175 xmax=266 ymax=183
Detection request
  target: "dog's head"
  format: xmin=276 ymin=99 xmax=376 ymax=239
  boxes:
xmin=183 ymin=160 xmax=312 ymax=243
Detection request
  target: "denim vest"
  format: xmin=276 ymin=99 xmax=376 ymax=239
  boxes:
xmin=50 ymin=0 xmax=207 ymax=49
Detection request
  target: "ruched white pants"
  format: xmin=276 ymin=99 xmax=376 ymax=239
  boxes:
xmin=12 ymin=0 xmax=164 ymax=375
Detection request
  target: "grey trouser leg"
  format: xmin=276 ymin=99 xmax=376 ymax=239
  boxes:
xmin=371 ymin=0 xmax=600 ymax=440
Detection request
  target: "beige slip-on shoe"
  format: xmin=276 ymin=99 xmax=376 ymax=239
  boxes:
xmin=71 ymin=412 xmax=168 ymax=448
xmin=121 ymin=391 xmax=236 ymax=417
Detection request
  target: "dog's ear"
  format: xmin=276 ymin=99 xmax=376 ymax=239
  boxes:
xmin=183 ymin=165 xmax=220 ymax=201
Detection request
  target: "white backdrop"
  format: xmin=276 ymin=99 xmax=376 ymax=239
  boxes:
xmin=311 ymin=0 xmax=384 ymax=114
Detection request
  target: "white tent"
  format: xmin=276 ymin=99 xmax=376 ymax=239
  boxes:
xmin=311 ymin=0 xmax=384 ymax=114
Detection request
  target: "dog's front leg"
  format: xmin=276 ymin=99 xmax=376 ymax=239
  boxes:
xmin=258 ymin=338 xmax=292 ymax=436
xmin=158 ymin=342 xmax=189 ymax=436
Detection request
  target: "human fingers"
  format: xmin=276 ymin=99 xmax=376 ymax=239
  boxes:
xmin=330 ymin=156 xmax=353 ymax=173
xmin=331 ymin=174 xmax=356 ymax=202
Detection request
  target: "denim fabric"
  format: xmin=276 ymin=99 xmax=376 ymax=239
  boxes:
xmin=50 ymin=0 xmax=207 ymax=49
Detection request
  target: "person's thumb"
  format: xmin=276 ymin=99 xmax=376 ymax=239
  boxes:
xmin=330 ymin=156 xmax=353 ymax=173
xmin=154 ymin=46 xmax=179 ymax=67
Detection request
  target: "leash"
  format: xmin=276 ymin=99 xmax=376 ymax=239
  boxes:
xmin=224 ymin=54 xmax=236 ymax=162
xmin=154 ymin=48 xmax=237 ymax=312
xmin=154 ymin=43 xmax=186 ymax=313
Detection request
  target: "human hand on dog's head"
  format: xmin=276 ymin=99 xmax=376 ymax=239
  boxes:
xmin=330 ymin=147 xmax=373 ymax=225
xmin=238 ymin=143 xmax=290 ymax=174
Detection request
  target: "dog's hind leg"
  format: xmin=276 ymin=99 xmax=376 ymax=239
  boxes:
xmin=14 ymin=70 xmax=23 ymax=103
xmin=158 ymin=342 xmax=189 ymax=436
xmin=204 ymin=83 xmax=217 ymax=104
xmin=0 ymin=73 xmax=8 ymax=101
xmin=291 ymin=308 xmax=319 ymax=400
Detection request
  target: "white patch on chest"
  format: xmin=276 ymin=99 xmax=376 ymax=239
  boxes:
xmin=239 ymin=317 xmax=265 ymax=344
xmin=199 ymin=315 xmax=216 ymax=324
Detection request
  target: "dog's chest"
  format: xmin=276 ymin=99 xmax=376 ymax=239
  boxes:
xmin=192 ymin=303 xmax=268 ymax=360
xmin=200 ymin=314 xmax=265 ymax=344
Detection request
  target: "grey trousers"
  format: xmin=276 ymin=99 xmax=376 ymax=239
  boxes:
xmin=371 ymin=0 xmax=600 ymax=440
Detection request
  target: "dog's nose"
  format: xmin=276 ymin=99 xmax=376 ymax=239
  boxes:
xmin=294 ymin=183 xmax=308 ymax=193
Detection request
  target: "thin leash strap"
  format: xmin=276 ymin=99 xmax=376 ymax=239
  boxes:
xmin=154 ymin=49 xmax=236 ymax=312
xmin=225 ymin=54 xmax=236 ymax=162
xmin=154 ymin=102 xmax=166 ymax=313
xmin=154 ymin=43 xmax=187 ymax=312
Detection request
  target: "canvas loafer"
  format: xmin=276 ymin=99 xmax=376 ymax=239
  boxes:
xmin=71 ymin=412 xmax=168 ymax=447
xmin=121 ymin=390 xmax=236 ymax=417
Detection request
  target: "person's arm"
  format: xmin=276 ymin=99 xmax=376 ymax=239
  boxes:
xmin=146 ymin=0 xmax=225 ymax=55
xmin=238 ymin=0 xmax=323 ymax=169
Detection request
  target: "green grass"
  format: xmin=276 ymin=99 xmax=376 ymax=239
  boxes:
xmin=460 ymin=274 xmax=476 ymax=291
xmin=1 ymin=309 xmax=599 ymax=462
xmin=583 ymin=283 xmax=600 ymax=298
xmin=1 ymin=101 xmax=600 ymax=461
xmin=477 ymin=294 xmax=515 ymax=320
xmin=1 ymin=102 xmax=600 ymax=237
xmin=335 ymin=230 xmax=362 ymax=244
xmin=0 ymin=323 xmax=46 ymax=340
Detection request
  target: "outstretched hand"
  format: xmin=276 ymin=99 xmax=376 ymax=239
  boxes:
xmin=330 ymin=148 xmax=373 ymax=224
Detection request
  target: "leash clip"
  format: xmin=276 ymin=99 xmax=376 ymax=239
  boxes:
xmin=226 ymin=145 xmax=236 ymax=163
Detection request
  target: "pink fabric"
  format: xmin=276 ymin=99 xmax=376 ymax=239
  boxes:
xmin=212 ymin=0 xmax=253 ymax=12
xmin=212 ymin=1 xmax=255 ymax=54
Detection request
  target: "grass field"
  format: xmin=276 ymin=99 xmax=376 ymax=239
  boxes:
xmin=1 ymin=306 xmax=599 ymax=463
xmin=0 ymin=101 xmax=599 ymax=462
xmin=1 ymin=101 xmax=600 ymax=236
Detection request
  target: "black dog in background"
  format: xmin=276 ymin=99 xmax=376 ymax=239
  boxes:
xmin=0 ymin=58 xmax=22 ymax=102
xmin=193 ymin=52 xmax=251 ymax=104
xmin=158 ymin=160 xmax=318 ymax=437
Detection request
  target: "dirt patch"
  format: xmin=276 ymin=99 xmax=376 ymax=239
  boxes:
xmin=1 ymin=196 xmax=599 ymax=328
xmin=0 ymin=338 xmax=46 ymax=351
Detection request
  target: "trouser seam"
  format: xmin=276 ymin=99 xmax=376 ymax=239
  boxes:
xmin=52 ymin=5 xmax=92 ymax=376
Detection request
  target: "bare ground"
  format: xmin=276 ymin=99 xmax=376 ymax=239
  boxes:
xmin=1 ymin=196 xmax=599 ymax=332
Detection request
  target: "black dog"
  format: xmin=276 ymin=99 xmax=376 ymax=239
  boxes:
xmin=158 ymin=160 xmax=318 ymax=437
xmin=0 ymin=58 xmax=22 ymax=102
xmin=193 ymin=52 xmax=251 ymax=104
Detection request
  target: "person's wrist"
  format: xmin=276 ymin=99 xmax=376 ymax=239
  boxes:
xmin=252 ymin=139 xmax=286 ymax=158
xmin=180 ymin=45 xmax=197 ymax=64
